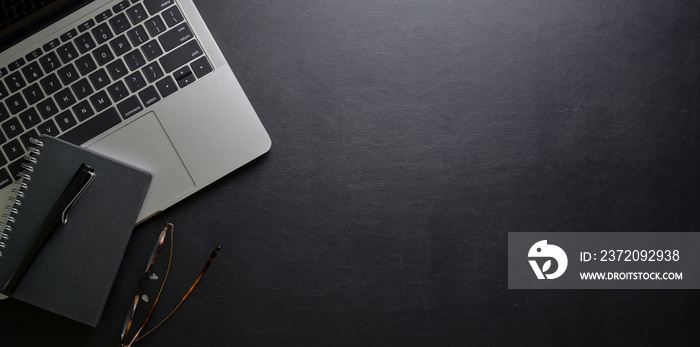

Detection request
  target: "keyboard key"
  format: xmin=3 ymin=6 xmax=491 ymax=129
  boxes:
xmin=106 ymin=59 xmax=128 ymax=80
xmin=107 ymin=80 xmax=128 ymax=102
xmin=5 ymin=71 xmax=26 ymax=93
xmin=42 ymin=38 xmax=61 ymax=52
xmin=142 ymin=62 xmax=164 ymax=83
xmin=5 ymin=93 xmax=27 ymax=114
xmin=127 ymin=25 xmax=149 ymax=47
xmin=144 ymin=0 xmax=174 ymax=15
xmin=60 ymin=107 xmax=121 ymax=145
xmin=38 ymin=51 xmax=61 ymax=73
xmin=8 ymin=159 xmax=26 ymax=181
xmin=162 ymin=6 xmax=184 ymax=27
xmin=1 ymin=117 xmax=23 ymax=139
xmin=38 ymin=118 xmax=60 ymax=136
xmin=25 ymin=48 xmax=42 ymax=61
xmin=159 ymin=40 xmax=203 ymax=73
xmin=109 ymin=35 xmax=132 ymax=56
xmin=0 ymin=82 xmax=7 ymax=100
xmin=0 ymin=82 xmax=10 ymax=104
xmin=54 ymin=88 xmax=77 ymax=109
xmin=75 ymin=54 xmax=98 ymax=75
xmin=159 ymin=22 xmax=193 ymax=52
xmin=112 ymin=0 xmax=130 ymax=13
xmin=124 ymin=49 xmax=146 ymax=70
xmin=78 ymin=19 xmax=95 ymax=32
xmin=125 ymin=71 xmax=147 ymax=92
xmin=0 ymin=141 xmax=8 ymax=166
xmin=144 ymin=16 xmax=167 ymax=37
xmin=57 ymin=64 xmax=79 ymax=85
xmin=60 ymin=28 xmax=78 ymax=42
xmin=71 ymin=78 xmax=94 ymax=100
xmin=89 ymin=90 xmax=112 ymax=112
xmin=89 ymin=69 xmax=111 ymax=90
xmin=109 ymin=13 xmax=131 ymax=35
xmin=191 ymin=56 xmax=213 ymax=78
xmin=174 ymin=66 xmax=195 ymax=88
xmin=19 ymin=130 xmax=39 ymax=151
xmin=138 ymin=85 xmax=160 ymax=107
xmin=155 ymin=75 xmax=177 ymax=98
xmin=8 ymin=158 xmax=26 ymax=180
xmin=124 ymin=71 xmax=147 ymax=93
xmin=92 ymin=23 xmax=114 ymax=44
xmin=117 ymin=95 xmax=143 ymax=119
xmin=0 ymin=68 xmax=7 ymax=79
xmin=22 ymin=83 xmax=44 ymax=105
xmin=73 ymin=100 xmax=94 ymax=121
xmin=8 ymin=58 xmax=24 ymax=71
xmin=39 ymin=73 xmax=62 ymax=95
xmin=0 ymin=168 xmax=12 ymax=190
xmin=18 ymin=108 xmax=40 ymax=129
xmin=2 ymin=139 xmax=24 ymax=162
xmin=0 ymin=104 xmax=10 ymax=122
xmin=37 ymin=98 xmax=59 ymax=119
xmin=21 ymin=61 xmax=43 ymax=83
xmin=96 ymin=9 xmax=112 ymax=23
xmin=75 ymin=32 xmax=97 ymax=54
xmin=56 ymin=42 xmax=79 ymax=63
xmin=141 ymin=40 xmax=163 ymax=61
xmin=93 ymin=44 xmax=115 ymax=65
xmin=55 ymin=110 xmax=77 ymax=131
xmin=126 ymin=3 xmax=148 ymax=24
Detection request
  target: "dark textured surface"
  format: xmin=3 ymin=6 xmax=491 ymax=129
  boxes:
xmin=1 ymin=0 xmax=700 ymax=345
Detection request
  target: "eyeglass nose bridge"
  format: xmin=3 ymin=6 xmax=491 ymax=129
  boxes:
xmin=137 ymin=271 xmax=160 ymax=295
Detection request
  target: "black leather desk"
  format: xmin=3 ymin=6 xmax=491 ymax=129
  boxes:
xmin=2 ymin=1 xmax=700 ymax=345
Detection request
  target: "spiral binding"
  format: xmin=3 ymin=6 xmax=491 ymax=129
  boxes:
xmin=0 ymin=137 xmax=44 ymax=257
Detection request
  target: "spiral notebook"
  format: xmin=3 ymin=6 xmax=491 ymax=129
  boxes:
xmin=0 ymin=135 xmax=152 ymax=326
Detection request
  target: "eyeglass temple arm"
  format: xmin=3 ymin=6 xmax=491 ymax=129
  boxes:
xmin=182 ymin=246 xmax=221 ymax=301
xmin=132 ymin=246 xmax=222 ymax=344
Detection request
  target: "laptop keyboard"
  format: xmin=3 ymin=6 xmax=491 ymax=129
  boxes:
xmin=0 ymin=0 xmax=213 ymax=189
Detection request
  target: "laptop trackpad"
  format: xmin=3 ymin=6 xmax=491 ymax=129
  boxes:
xmin=87 ymin=112 xmax=195 ymax=220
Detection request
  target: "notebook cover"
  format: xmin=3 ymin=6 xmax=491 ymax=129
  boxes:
xmin=0 ymin=135 xmax=152 ymax=326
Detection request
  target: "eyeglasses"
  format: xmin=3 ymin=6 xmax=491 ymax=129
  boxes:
xmin=119 ymin=222 xmax=221 ymax=347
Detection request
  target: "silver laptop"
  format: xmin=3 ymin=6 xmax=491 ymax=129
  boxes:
xmin=0 ymin=0 xmax=271 ymax=228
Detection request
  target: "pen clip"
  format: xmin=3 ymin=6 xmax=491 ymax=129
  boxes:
xmin=60 ymin=164 xmax=96 ymax=224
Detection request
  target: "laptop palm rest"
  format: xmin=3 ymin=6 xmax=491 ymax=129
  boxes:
xmin=87 ymin=112 xmax=195 ymax=221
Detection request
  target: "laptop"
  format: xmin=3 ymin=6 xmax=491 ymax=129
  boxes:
xmin=0 ymin=0 xmax=271 ymax=230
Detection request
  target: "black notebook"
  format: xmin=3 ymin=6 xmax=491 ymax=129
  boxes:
xmin=0 ymin=135 xmax=152 ymax=326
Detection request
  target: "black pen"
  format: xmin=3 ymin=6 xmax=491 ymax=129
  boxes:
xmin=2 ymin=163 xmax=96 ymax=295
